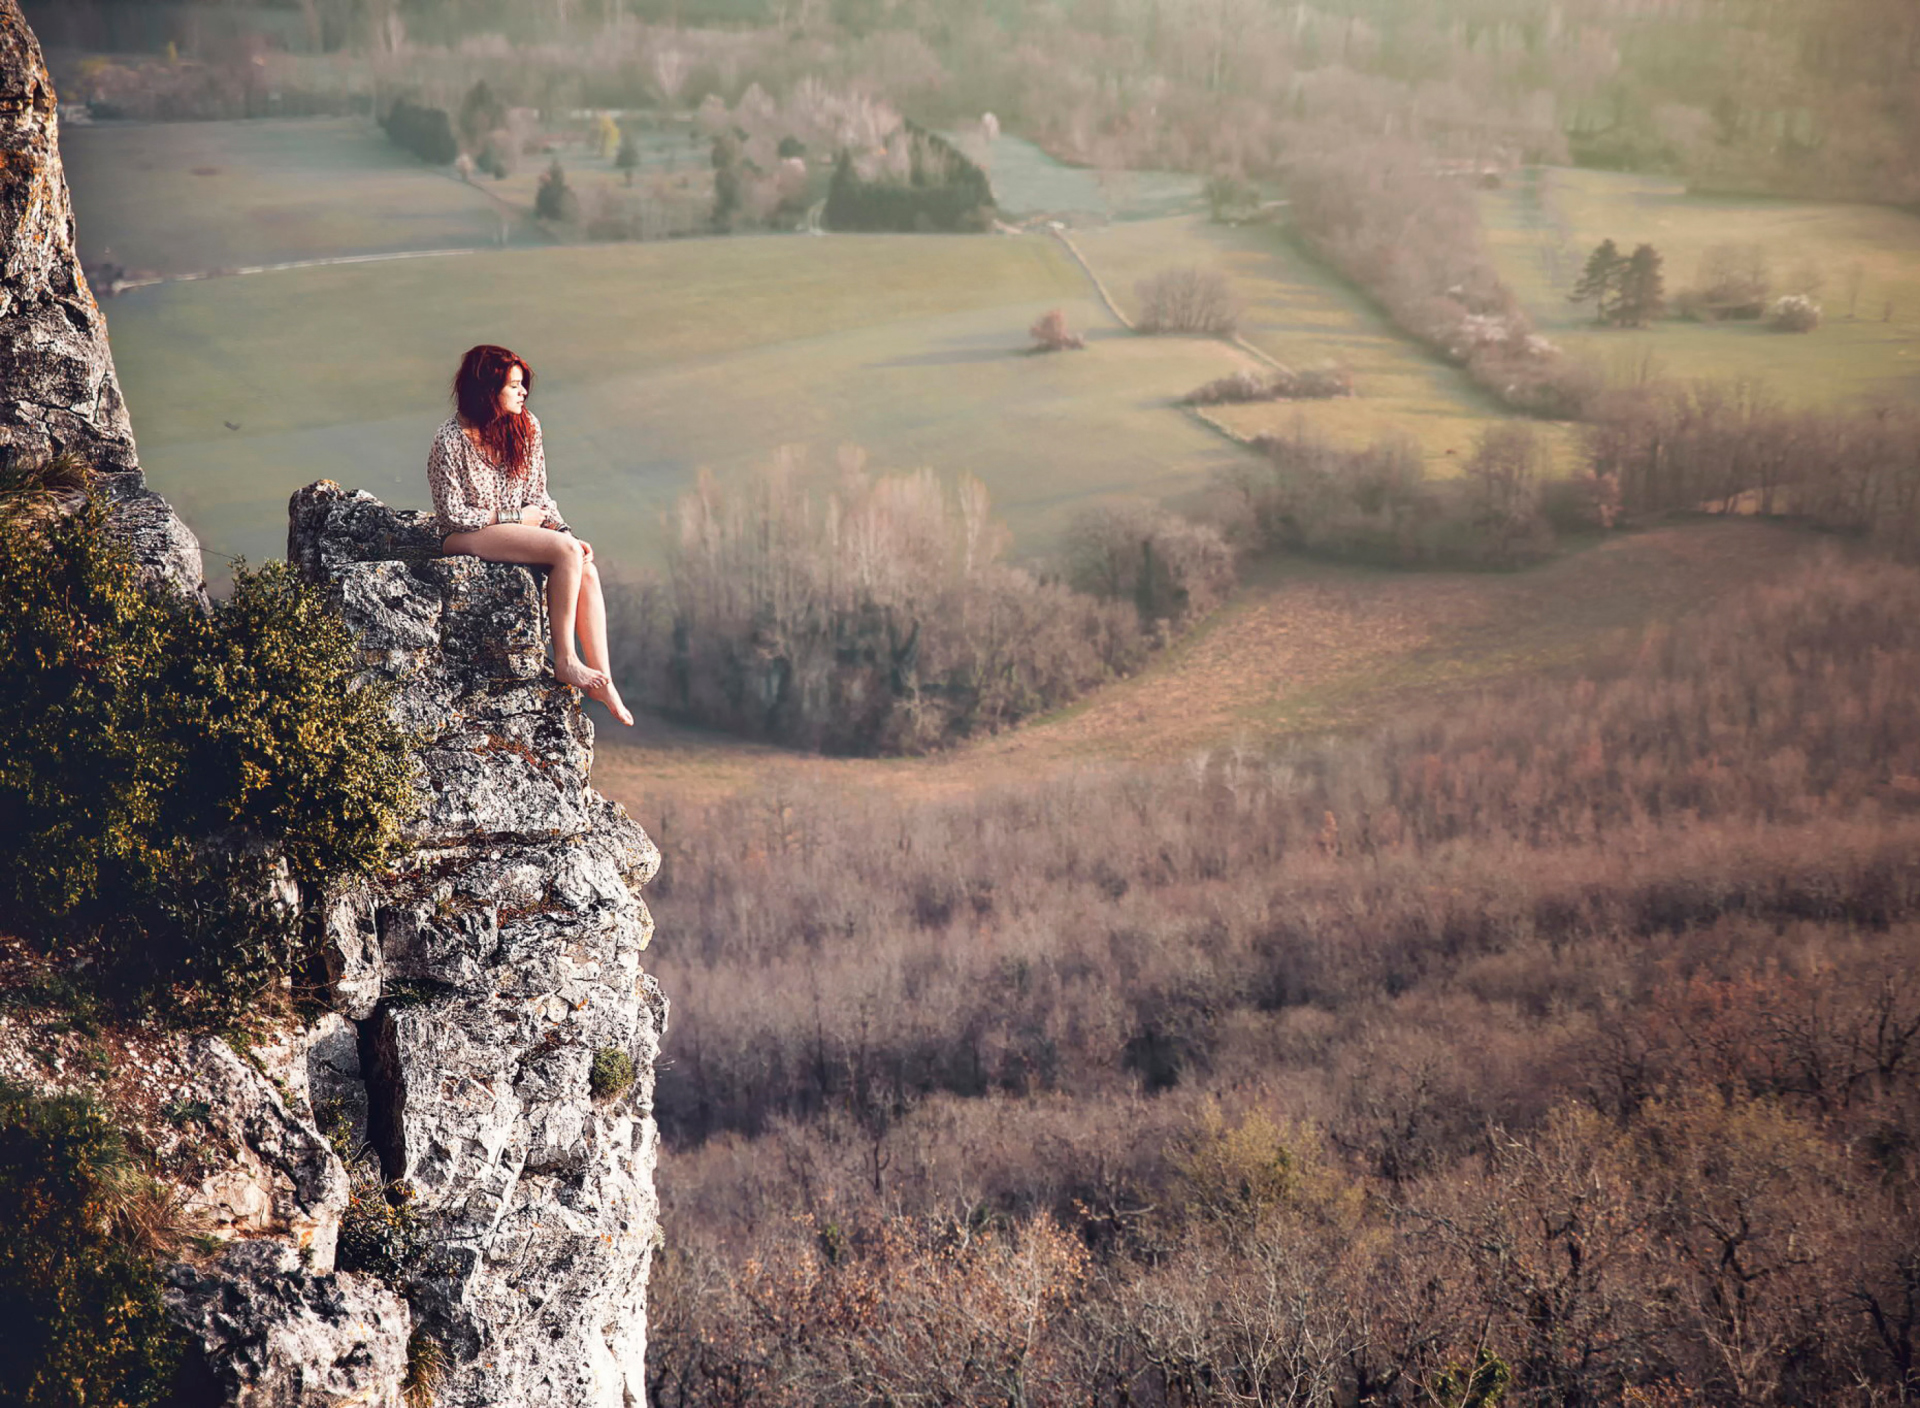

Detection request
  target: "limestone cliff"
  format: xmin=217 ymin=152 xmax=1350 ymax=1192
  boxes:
xmin=0 ymin=0 xmax=201 ymax=593
xmin=0 ymin=2 xmax=665 ymax=1401
xmin=292 ymin=484 xmax=666 ymax=1406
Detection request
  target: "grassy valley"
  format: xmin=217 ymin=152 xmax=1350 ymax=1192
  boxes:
xmin=1484 ymin=166 xmax=1920 ymax=406
xmin=45 ymin=24 xmax=1920 ymax=1394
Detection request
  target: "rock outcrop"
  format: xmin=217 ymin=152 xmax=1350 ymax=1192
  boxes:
xmin=0 ymin=5 xmax=665 ymax=1400
xmin=291 ymin=482 xmax=665 ymax=1408
xmin=165 ymin=1243 xmax=413 ymax=1408
xmin=0 ymin=0 xmax=202 ymax=596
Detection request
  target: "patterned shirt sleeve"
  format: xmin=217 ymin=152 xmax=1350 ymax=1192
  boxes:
xmin=429 ymin=421 xmax=492 ymax=533
xmin=527 ymin=414 xmax=568 ymax=532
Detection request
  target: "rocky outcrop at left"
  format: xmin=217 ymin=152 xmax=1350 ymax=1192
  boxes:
xmin=0 ymin=0 xmax=201 ymax=595
xmin=1 ymin=5 xmax=665 ymax=1396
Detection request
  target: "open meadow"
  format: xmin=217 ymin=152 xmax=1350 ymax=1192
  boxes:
xmin=1066 ymin=213 xmax=1580 ymax=473
xmin=102 ymin=231 xmax=1257 ymax=571
xmin=68 ymin=117 xmax=1269 ymax=573
xmin=1484 ymin=166 xmax=1920 ymax=405
xmin=61 ymin=115 xmax=545 ymax=277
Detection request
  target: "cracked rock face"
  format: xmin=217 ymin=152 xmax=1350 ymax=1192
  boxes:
xmin=0 ymin=0 xmax=135 ymax=475
xmin=165 ymin=1243 xmax=412 ymax=1408
xmin=0 ymin=0 xmax=202 ymax=598
xmin=290 ymin=481 xmax=665 ymax=1408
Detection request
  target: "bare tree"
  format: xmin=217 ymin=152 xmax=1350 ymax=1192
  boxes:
xmin=1135 ymin=266 xmax=1242 ymax=336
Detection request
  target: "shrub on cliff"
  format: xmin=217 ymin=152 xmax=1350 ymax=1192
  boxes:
xmin=0 ymin=476 xmax=416 ymax=1018
xmin=0 ymin=1080 xmax=179 ymax=1408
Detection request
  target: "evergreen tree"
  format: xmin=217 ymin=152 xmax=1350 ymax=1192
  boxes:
xmin=1569 ymin=238 xmax=1625 ymax=324
xmin=458 ymin=79 xmax=506 ymax=150
xmin=535 ymin=159 xmax=578 ymax=222
xmin=1617 ymin=243 xmax=1667 ymax=327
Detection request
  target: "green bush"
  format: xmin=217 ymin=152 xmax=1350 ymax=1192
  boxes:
xmin=337 ymin=1172 xmax=424 ymax=1283
xmin=590 ymin=1047 xmax=637 ymax=1102
xmin=0 ymin=1080 xmax=179 ymax=1408
xmin=0 ymin=480 xmax=416 ymax=1017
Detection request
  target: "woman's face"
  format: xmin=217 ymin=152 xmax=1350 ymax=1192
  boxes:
xmin=496 ymin=363 xmax=528 ymax=419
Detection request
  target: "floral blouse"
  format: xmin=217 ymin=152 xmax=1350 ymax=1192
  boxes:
xmin=426 ymin=412 xmax=569 ymax=537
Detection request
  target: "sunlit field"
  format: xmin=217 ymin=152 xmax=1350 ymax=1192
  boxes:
xmin=61 ymin=115 xmax=543 ymax=276
xmin=1068 ymin=214 xmax=1555 ymax=475
xmin=1484 ymin=166 xmax=1920 ymax=405
xmin=104 ymin=232 xmax=1257 ymax=570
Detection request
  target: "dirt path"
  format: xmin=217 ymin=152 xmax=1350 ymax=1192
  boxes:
xmin=592 ymin=517 xmax=1833 ymax=816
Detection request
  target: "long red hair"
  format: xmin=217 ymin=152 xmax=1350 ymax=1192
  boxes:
xmin=452 ymin=344 xmax=536 ymax=480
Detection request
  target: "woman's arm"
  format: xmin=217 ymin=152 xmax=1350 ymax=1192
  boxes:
xmin=526 ymin=414 xmax=569 ymax=532
xmin=429 ymin=427 xmax=494 ymax=532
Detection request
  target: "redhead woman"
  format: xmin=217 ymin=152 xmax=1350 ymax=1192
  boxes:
xmin=428 ymin=344 xmax=634 ymax=726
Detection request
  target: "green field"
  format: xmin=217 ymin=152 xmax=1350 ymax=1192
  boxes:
xmin=1068 ymin=215 xmax=1538 ymax=474
xmin=62 ymin=117 xmax=544 ymax=277
xmin=1484 ymin=166 xmax=1920 ymax=405
xmin=104 ymin=233 xmax=1256 ymax=572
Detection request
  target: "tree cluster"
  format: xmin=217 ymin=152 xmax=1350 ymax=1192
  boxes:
xmin=1569 ymin=239 xmax=1667 ymax=327
xmin=1285 ymin=144 xmax=1595 ymax=419
xmin=1134 ymin=266 xmax=1241 ymax=337
xmin=1588 ymin=383 xmax=1920 ymax=554
xmin=378 ymin=96 xmax=458 ymax=165
xmin=824 ymin=122 xmax=994 ymax=234
xmin=1226 ymin=424 xmax=1564 ymax=569
xmin=608 ymin=458 xmax=1230 ymax=753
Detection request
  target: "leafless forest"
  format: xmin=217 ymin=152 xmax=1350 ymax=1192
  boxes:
xmin=638 ymin=555 xmax=1920 ymax=1405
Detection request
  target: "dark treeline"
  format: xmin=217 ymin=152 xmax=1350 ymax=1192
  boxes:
xmin=1589 ymin=382 xmax=1920 ymax=554
xmin=56 ymin=1 xmax=1920 ymax=207
xmin=641 ymin=553 xmax=1920 ymax=1406
xmin=608 ymin=459 xmax=1229 ymax=754
xmin=823 ymin=121 xmax=994 ymax=233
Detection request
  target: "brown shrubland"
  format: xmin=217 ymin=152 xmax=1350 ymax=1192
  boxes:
xmin=644 ymin=553 xmax=1920 ymax=1405
xmin=609 ymin=460 xmax=1231 ymax=753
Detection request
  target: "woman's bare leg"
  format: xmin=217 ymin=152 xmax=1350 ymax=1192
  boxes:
xmin=575 ymin=558 xmax=633 ymax=726
xmin=441 ymin=524 xmax=607 ymax=694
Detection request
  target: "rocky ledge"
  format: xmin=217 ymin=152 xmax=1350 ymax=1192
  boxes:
xmin=286 ymin=481 xmax=667 ymax=1408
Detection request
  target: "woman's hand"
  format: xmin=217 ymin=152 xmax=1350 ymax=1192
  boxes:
xmin=516 ymin=505 xmax=546 ymax=526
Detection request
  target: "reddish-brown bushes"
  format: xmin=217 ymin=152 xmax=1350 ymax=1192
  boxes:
xmin=643 ymin=555 xmax=1920 ymax=1405
xmin=615 ymin=459 xmax=1166 ymax=753
xmin=1182 ymin=365 xmax=1352 ymax=405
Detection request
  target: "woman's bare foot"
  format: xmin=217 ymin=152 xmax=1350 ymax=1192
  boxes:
xmin=587 ymin=676 xmax=635 ymax=727
xmin=553 ymin=657 xmax=609 ymax=694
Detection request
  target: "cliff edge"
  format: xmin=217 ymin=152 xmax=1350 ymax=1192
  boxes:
xmin=292 ymin=483 xmax=666 ymax=1406
xmin=0 ymin=1 xmax=665 ymax=1400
